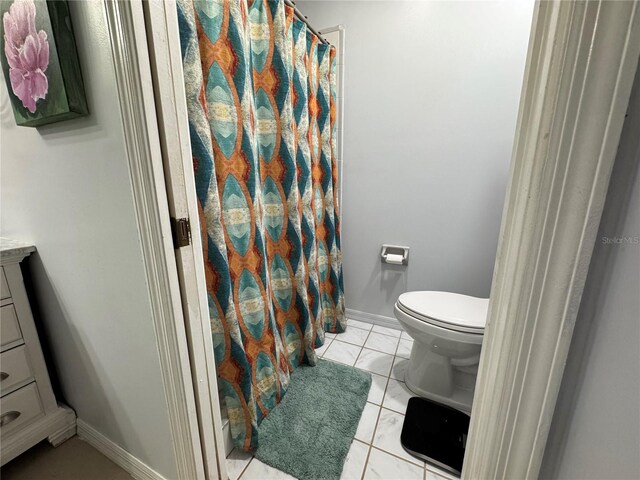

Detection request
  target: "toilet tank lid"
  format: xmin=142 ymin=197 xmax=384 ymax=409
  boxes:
xmin=397 ymin=291 xmax=489 ymax=330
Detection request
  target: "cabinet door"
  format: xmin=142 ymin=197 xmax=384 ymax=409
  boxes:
xmin=0 ymin=345 xmax=34 ymax=396
xmin=0 ymin=305 xmax=23 ymax=352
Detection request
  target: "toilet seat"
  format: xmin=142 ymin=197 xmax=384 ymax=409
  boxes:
xmin=397 ymin=291 xmax=488 ymax=334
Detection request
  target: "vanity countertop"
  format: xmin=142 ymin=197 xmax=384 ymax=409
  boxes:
xmin=0 ymin=237 xmax=36 ymax=260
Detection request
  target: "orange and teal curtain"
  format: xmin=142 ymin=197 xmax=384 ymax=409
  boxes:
xmin=177 ymin=0 xmax=345 ymax=452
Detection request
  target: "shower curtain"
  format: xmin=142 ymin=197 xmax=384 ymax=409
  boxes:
xmin=177 ymin=0 xmax=345 ymax=452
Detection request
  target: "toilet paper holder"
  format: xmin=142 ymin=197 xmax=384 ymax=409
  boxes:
xmin=381 ymin=244 xmax=410 ymax=266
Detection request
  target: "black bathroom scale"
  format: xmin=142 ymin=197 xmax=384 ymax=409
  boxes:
xmin=401 ymin=397 xmax=470 ymax=476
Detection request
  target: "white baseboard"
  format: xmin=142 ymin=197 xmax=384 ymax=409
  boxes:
xmin=77 ymin=419 xmax=167 ymax=480
xmin=346 ymin=308 xmax=401 ymax=330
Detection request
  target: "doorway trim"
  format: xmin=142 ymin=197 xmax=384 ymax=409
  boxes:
xmin=317 ymin=24 xmax=346 ymax=219
xmin=141 ymin=0 xmax=229 ymax=478
xmin=462 ymin=1 xmax=640 ymax=478
xmin=104 ymin=1 xmax=207 ymax=479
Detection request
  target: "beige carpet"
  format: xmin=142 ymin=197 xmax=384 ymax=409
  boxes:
xmin=1 ymin=437 xmax=132 ymax=480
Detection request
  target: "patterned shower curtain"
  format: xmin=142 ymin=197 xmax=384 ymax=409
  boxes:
xmin=177 ymin=0 xmax=345 ymax=452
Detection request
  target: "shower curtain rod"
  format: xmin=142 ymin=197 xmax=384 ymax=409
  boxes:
xmin=283 ymin=0 xmax=330 ymax=44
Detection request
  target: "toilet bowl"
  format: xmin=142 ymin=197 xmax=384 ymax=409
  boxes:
xmin=394 ymin=291 xmax=489 ymax=413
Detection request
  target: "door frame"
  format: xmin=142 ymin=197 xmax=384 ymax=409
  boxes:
xmin=463 ymin=1 xmax=639 ymax=478
xmin=104 ymin=0 xmax=212 ymax=479
xmin=141 ymin=0 xmax=228 ymax=478
xmin=317 ymin=24 xmax=346 ymax=219
xmin=106 ymin=0 xmax=640 ymax=479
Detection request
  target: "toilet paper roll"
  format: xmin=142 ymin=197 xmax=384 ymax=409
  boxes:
xmin=384 ymin=253 xmax=404 ymax=265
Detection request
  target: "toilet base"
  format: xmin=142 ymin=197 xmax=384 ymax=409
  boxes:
xmin=404 ymin=351 xmax=475 ymax=414
xmin=401 ymin=397 xmax=470 ymax=476
xmin=404 ymin=373 xmax=474 ymax=414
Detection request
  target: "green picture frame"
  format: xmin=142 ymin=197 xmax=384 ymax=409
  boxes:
xmin=1 ymin=0 xmax=88 ymax=127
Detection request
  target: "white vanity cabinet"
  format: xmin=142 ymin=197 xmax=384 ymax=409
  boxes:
xmin=0 ymin=239 xmax=76 ymax=465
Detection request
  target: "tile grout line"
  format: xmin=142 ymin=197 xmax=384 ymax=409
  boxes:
xmin=364 ymin=336 xmax=426 ymax=472
xmin=371 ymin=324 xmax=403 ymax=339
xmin=355 ymin=324 xmax=378 ymax=480
xmin=324 ymin=320 xmax=371 ymax=362
xmin=393 ymin=333 xmax=402 ymax=359
xmin=378 ymin=334 xmax=403 ymax=411
xmin=359 ymin=384 xmax=388 ymax=479
xmin=318 ymin=337 xmax=333 ymax=358
xmin=362 ymin=331 xmax=401 ymax=356
xmin=360 ymin=444 xmax=374 ymax=480
xmin=384 ymin=337 xmax=427 ymax=470
xmin=359 ymin=338 xmax=395 ymax=480
xmin=369 ymin=444 xmax=425 ymax=470
xmin=236 ymin=455 xmax=253 ymax=480
xmin=352 ymin=325 xmax=375 ymax=368
xmin=334 ymin=338 xmax=397 ymax=357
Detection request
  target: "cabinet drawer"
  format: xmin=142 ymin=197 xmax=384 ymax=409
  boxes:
xmin=0 ymin=268 xmax=9 ymax=300
xmin=0 ymin=346 xmax=33 ymax=396
xmin=0 ymin=383 xmax=43 ymax=435
xmin=0 ymin=305 xmax=22 ymax=351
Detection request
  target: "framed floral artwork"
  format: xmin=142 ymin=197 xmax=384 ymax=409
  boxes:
xmin=1 ymin=0 xmax=88 ymax=127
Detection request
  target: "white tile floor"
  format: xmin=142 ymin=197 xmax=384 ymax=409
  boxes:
xmin=225 ymin=320 xmax=458 ymax=480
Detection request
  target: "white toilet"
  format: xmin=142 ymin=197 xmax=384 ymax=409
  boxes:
xmin=394 ymin=291 xmax=489 ymax=413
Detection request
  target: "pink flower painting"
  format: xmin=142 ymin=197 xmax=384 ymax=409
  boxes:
xmin=3 ymin=0 xmax=49 ymax=113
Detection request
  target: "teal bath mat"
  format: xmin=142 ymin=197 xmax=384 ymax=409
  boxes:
xmin=255 ymin=359 xmax=372 ymax=480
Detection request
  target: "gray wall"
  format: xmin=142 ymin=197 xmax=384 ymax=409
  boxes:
xmin=539 ymin=64 xmax=640 ymax=480
xmin=0 ymin=1 xmax=177 ymax=477
xmin=299 ymin=1 xmax=534 ymax=318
